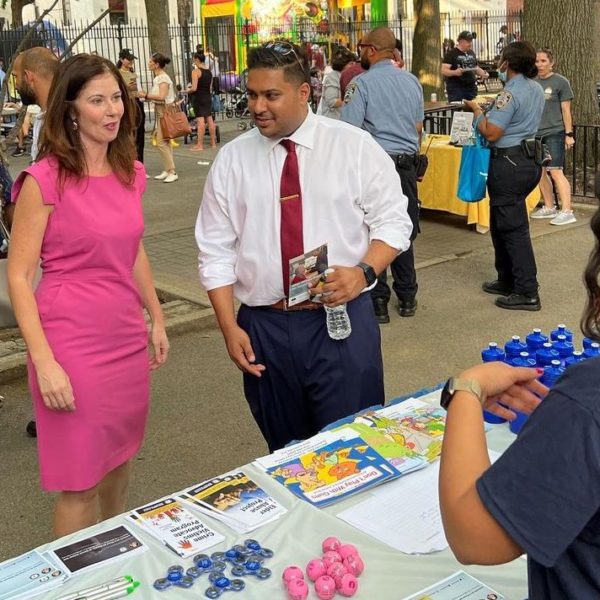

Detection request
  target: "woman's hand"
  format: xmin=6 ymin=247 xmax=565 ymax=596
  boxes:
xmin=35 ymin=358 xmax=75 ymax=411
xmin=138 ymin=90 xmax=147 ymax=100
xmin=459 ymin=362 xmax=547 ymax=419
xmin=463 ymin=99 xmax=481 ymax=114
xmin=149 ymin=322 xmax=169 ymax=370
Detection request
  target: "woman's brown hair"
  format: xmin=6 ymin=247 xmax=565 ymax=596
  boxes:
xmin=581 ymin=174 xmax=600 ymax=341
xmin=37 ymin=53 xmax=136 ymax=187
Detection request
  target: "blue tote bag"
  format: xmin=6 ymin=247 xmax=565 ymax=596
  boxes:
xmin=457 ymin=127 xmax=491 ymax=202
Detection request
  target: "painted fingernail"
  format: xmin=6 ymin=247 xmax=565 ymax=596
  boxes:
xmin=536 ymin=368 xmax=544 ymax=374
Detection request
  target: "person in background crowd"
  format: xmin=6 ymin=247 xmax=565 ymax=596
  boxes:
xmin=195 ymin=41 xmax=412 ymax=452
xmin=465 ymin=42 xmax=544 ymax=312
xmin=441 ymin=31 xmax=488 ymax=102
xmin=339 ymin=51 xmax=365 ymax=99
xmin=530 ymin=48 xmax=576 ymax=226
xmin=11 ymin=103 xmax=41 ymax=157
xmin=187 ymin=52 xmax=217 ymax=151
xmin=205 ymin=47 xmax=220 ymax=94
xmin=439 ymin=174 xmax=600 ymax=599
xmin=341 ymin=27 xmax=424 ymax=324
xmin=309 ymin=67 xmax=322 ymax=112
xmin=117 ymin=48 xmax=146 ymax=165
xmin=317 ymin=49 xmax=354 ymax=119
xmin=393 ymin=38 xmax=405 ymax=69
xmin=497 ymin=25 xmax=516 ymax=54
xmin=139 ymin=52 xmax=178 ymax=183
xmin=7 ymin=54 xmax=168 ymax=538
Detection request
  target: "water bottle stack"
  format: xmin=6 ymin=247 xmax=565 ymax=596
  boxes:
xmin=480 ymin=324 xmax=598 ymax=435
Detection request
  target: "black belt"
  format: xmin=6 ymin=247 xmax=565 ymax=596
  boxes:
xmin=491 ymin=145 xmax=526 ymax=159
xmin=388 ymin=152 xmax=418 ymax=169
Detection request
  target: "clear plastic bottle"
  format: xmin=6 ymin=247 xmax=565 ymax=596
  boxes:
xmin=325 ymin=305 xmax=352 ymax=340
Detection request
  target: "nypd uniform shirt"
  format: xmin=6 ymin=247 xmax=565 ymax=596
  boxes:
xmin=340 ymin=60 xmax=424 ymax=155
xmin=486 ymin=74 xmax=544 ymax=148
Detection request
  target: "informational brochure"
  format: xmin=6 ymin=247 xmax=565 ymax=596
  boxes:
xmin=266 ymin=436 xmax=400 ymax=508
xmin=50 ymin=525 xmax=146 ymax=575
xmin=0 ymin=549 xmax=69 ymax=600
xmin=128 ymin=496 xmax=224 ymax=558
xmin=180 ymin=470 xmax=287 ymax=533
xmin=401 ymin=570 xmax=504 ymax=600
xmin=288 ymin=243 xmax=328 ymax=306
xmin=449 ymin=111 xmax=474 ymax=146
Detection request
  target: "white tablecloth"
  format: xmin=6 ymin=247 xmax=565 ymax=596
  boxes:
xmin=36 ymin=389 xmax=527 ymax=600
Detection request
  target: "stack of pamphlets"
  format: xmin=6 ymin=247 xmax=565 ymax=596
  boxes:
xmin=255 ymin=398 xmax=447 ymax=508
xmin=180 ymin=470 xmax=287 ymax=533
xmin=401 ymin=570 xmax=504 ymax=599
xmin=0 ymin=550 xmax=70 ymax=600
xmin=128 ymin=496 xmax=225 ymax=558
xmin=49 ymin=525 xmax=146 ymax=576
xmin=256 ymin=428 xmax=401 ymax=508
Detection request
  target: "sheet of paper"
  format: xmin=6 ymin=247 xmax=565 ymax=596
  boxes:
xmin=337 ymin=450 xmax=501 ymax=555
xmin=0 ymin=550 xmax=69 ymax=600
xmin=401 ymin=570 xmax=504 ymax=600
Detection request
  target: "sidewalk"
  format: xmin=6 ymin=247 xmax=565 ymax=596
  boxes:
xmin=1 ymin=117 xmax=595 ymax=382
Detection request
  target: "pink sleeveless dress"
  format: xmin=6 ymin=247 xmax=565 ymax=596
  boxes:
xmin=12 ymin=157 xmax=150 ymax=492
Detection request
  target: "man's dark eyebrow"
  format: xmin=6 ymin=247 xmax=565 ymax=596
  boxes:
xmin=246 ymin=87 xmax=281 ymax=94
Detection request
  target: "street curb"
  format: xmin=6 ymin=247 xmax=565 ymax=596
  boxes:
xmin=0 ymin=297 xmax=217 ymax=384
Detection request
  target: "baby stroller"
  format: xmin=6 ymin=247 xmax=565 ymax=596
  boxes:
xmin=225 ymin=88 xmax=250 ymax=119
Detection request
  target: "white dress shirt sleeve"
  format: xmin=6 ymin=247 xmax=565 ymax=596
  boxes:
xmin=195 ymin=152 xmax=239 ymax=291
xmin=357 ymin=135 xmax=413 ymax=252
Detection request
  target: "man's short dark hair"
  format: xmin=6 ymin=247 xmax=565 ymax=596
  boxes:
xmin=247 ymin=42 xmax=310 ymax=85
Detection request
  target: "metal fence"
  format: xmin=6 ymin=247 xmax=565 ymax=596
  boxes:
xmin=0 ymin=10 xmax=523 ymax=91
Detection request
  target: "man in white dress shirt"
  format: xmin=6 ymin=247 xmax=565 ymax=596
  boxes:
xmin=195 ymin=42 xmax=413 ymax=452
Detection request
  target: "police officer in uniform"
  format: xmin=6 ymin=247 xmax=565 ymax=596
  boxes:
xmin=341 ymin=27 xmax=424 ymax=324
xmin=465 ymin=41 xmax=544 ymax=311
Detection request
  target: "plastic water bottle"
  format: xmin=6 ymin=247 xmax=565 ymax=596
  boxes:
xmin=504 ymin=336 xmax=527 ymax=360
xmin=481 ymin=342 xmax=507 ymax=424
xmin=540 ymin=360 xmax=565 ymax=388
xmin=565 ymin=351 xmax=586 ymax=368
xmin=550 ymin=324 xmax=573 ymax=342
xmin=325 ymin=305 xmax=352 ymax=340
xmin=511 ymin=351 xmax=536 ymax=368
xmin=583 ymin=342 xmax=600 ymax=359
xmin=481 ymin=342 xmax=505 ymax=363
xmin=536 ymin=342 xmax=560 ymax=367
xmin=552 ymin=334 xmax=574 ymax=360
xmin=526 ymin=328 xmax=548 ymax=352
xmin=430 ymin=92 xmax=438 ymax=102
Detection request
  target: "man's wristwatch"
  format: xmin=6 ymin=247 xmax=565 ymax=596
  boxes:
xmin=357 ymin=262 xmax=377 ymax=286
xmin=565 ymin=132 xmax=574 ymax=138
xmin=440 ymin=377 xmax=484 ymax=410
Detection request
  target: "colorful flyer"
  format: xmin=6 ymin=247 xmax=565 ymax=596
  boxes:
xmin=267 ymin=436 xmax=400 ymax=508
xmin=288 ymin=243 xmax=328 ymax=306
xmin=129 ymin=497 xmax=224 ymax=558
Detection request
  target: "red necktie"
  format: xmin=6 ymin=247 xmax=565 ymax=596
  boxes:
xmin=280 ymin=139 xmax=304 ymax=297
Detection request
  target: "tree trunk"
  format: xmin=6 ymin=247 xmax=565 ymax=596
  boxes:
xmin=9 ymin=0 xmax=35 ymax=27
xmin=411 ymin=0 xmax=443 ymax=101
xmin=145 ymin=0 xmax=175 ymax=81
xmin=177 ymin=0 xmax=193 ymax=82
xmin=523 ymin=0 xmax=598 ymax=124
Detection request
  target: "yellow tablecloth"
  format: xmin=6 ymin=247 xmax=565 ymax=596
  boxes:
xmin=418 ymin=135 xmax=539 ymax=232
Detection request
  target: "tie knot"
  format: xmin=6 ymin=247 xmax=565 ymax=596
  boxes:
xmin=280 ymin=139 xmax=296 ymax=153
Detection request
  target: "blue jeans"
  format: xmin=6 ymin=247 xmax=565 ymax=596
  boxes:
xmin=540 ymin=132 xmax=565 ymax=170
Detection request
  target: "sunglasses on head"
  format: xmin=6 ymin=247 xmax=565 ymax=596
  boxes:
xmin=264 ymin=41 xmax=304 ymax=70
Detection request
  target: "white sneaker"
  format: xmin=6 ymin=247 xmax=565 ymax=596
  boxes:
xmin=154 ymin=171 xmax=168 ymax=180
xmin=163 ymin=173 xmax=179 ymax=183
xmin=530 ymin=206 xmax=557 ymax=219
xmin=550 ymin=210 xmax=576 ymax=226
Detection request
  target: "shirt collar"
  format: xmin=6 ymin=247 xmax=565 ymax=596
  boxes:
xmin=370 ymin=59 xmax=394 ymax=70
xmin=260 ymin=107 xmax=317 ymax=154
xmin=506 ymin=73 xmax=524 ymax=88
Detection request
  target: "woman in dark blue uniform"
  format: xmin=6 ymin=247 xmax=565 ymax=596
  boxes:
xmin=465 ymin=42 xmax=544 ymax=311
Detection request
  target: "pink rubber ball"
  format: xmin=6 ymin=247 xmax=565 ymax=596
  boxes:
xmin=342 ymin=554 xmax=364 ymax=577
xmin=338 ymin=573 xmax=359 ymax=597
xmin=322 ymin=550 xmax=342 ymax=567
xmin=306 ymin=558 xmax=327 ymax=581
xmin=287 ymin=578 xmax=309 ymax=600
xmin=315 ymin=575 xmax=337 ymax=600
xmin=321 ymin=536 xmax=342 ymax=553
xmin=338 ymin=543 xmax=359 ymax=561
xmin=283 ymin=565 xmax=305 ymax=585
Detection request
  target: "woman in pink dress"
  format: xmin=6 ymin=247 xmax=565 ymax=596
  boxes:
xmin=7 ymin=54 xmax=169 ymax=537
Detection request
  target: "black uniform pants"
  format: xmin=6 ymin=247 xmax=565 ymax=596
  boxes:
xmin=134 ymin=99 xmax=146 ymax=163
xmin=372 ymin=160 xmax=419 ymax=305
xmin=488 ymin=151 xmax=542 ymax=296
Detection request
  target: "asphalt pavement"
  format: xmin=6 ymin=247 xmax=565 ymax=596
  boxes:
xmin=0 ymin=116 xmax=597 ymax=561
